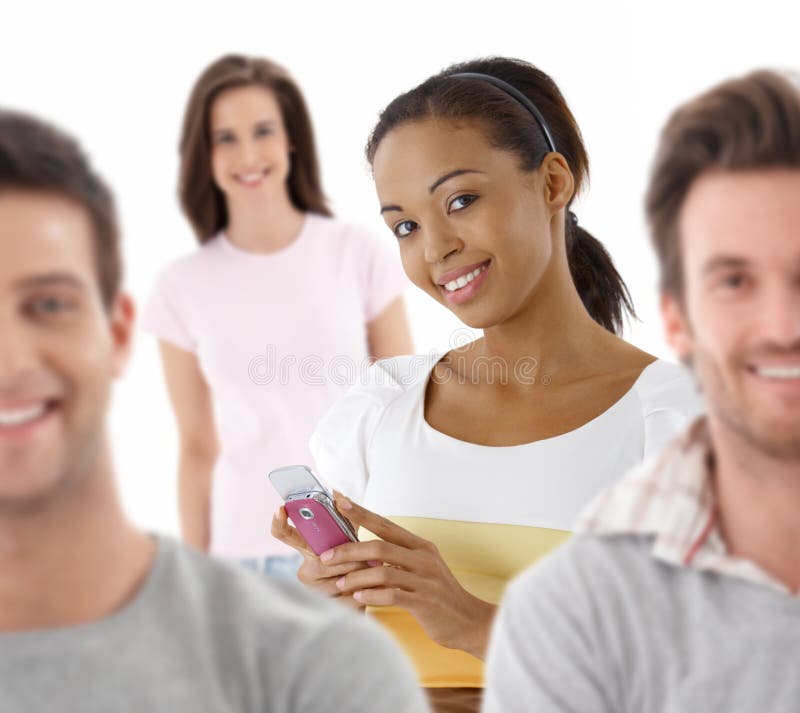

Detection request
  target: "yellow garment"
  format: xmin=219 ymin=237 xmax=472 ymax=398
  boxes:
xmin=361 ymin=517 xmax=571 ymax=688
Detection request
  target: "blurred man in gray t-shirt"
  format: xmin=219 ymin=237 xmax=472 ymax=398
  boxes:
xmin=485 ymin=70 xmax=800 ymax=713
xmin=0 ymin=111 xmax=427 ymax=713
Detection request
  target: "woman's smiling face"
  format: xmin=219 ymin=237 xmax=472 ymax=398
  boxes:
xmin=372 ymin=117 xmax=560 ymax=329
xmin=209 ymin=85 xmax=292 ymax=202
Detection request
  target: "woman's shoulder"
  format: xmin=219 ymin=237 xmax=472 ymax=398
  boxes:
xmin=152 ymin=235 xmax=226 ymax=283
xmin=310 ymin=354 xmax=439 ymax=498
xmin=633 ymin=358 xmax=695 ymax=394
xmin=312 ymin=354 xmax=437 ymax=441
xmin=631 ymin=358 xmax=703 ymax=418
xmin=348 ymin=353 xmax=438 ymax=407
xmin=307 ymin=213 xmax=385 ymax=247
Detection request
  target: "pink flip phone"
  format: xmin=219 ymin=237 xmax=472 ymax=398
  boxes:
xmin=269 ymin=465 xmax=358 ymax=555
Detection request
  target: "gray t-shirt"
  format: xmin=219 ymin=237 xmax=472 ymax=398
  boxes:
xmin=0 ymin=537 xmax=428 ymax=713
xmin=485 ymin=534 xmax=800 ymax=713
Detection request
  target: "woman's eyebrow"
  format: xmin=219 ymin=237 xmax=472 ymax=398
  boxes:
xmin=380 ymin=168 xmax=487 ymax=214
xmin=428 ymin=168 xmax=485 ymax=194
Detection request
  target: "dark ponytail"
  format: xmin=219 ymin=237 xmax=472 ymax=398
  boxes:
xmin=566 ymin=219 xmax=634 ymax=334
xmin=366 ymin=57 xmax=636 ymax=335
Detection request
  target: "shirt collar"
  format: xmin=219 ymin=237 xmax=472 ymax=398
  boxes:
xmin=576 ymin=416 xmax=793 ymax=596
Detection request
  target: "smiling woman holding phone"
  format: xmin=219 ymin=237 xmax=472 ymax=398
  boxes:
xmin=273 ymin=56 xmax=703 ymax=712
xmin=143 ymin=55 xmax=412 ymax=575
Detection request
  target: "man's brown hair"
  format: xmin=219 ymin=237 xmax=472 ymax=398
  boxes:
xmin=0 ymin=110 xmax=121 ymax=308
xmin=646 ymin=70 xmax=800 ymax=300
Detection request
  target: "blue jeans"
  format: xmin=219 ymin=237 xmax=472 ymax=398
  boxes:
xmin=240 ymin=553 xmax=303 ymax=580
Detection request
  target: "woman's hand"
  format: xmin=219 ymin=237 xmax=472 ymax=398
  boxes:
xmin=270 ymin=505 xmax=368 ymax=610
xmin=324 ymin=494 xmax=497 ymax=660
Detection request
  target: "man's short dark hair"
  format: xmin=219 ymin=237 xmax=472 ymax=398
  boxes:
xmin=645 ymin=70 xmax=800 ymax=301
xmin=0 ymin=110 xmax=121 ymax=307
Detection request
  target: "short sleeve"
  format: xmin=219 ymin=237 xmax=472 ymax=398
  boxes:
xmin=352 ymin=224 xmax=408 ymax=322
xmin=637 ymin=361 xmax=705 ymax=460
xmin=309 ymin=359 xmax=406 ymax=501
xmin=141 ymin=263 xmax=196 ymax=353
xmin=484 ymin=541 xmax=617 ymax=713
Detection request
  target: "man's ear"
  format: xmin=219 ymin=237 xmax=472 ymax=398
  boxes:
xmin=108 ymin=292 xmax=135 ymax=379
xmin=541 ymin=152 xmax=575 ymax=215
xmin=661 ymin=291 xmax=693 ymax=361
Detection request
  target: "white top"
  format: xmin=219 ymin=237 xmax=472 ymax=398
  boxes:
xmin=142 ymin=214 xmax=407 ymax=558
xmin=311 ymin=354 xmax=705 ymax=530
xmin=311 ymin=353 xmax=705 ymax=688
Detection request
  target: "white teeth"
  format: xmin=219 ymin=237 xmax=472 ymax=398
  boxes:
xmin=755 ymin=365 xmax=800 ymax=379
xmin=238 ymin=170 xmax=267 ymax=184
xmin=0 ymin=404 xmax=47 ymax=427
xmin=443 ymin=264 xmax=487 ymax=292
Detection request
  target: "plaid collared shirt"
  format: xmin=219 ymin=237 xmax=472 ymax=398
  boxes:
xmin=576 ymin=416 xmax=794 ymax=596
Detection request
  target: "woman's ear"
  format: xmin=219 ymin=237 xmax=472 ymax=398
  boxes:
xmin=541 ymin=153 xmax=574 ymax=215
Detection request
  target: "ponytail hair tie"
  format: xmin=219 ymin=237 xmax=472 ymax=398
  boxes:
xmin=568 ymin=210 xmax=579 ymax=227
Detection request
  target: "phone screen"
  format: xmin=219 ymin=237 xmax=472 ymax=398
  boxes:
xmin=268 ymin=465 xmax=328 ymax=500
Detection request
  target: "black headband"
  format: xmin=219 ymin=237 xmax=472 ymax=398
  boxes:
xmin=449 ymin=72 xmax=558 ymax=154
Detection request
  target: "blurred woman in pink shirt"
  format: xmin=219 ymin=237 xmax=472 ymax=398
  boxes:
xmin=143 ymin=55 xmax=412 ymax=574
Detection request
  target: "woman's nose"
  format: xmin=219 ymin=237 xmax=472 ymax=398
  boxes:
xmin=423 ymin=224 xmax=464 ymax=264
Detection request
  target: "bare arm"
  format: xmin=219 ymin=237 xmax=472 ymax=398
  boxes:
xmin=273 ymin=494 xmax=497 ymax=658
xmin=366 ymin=296 xmax=414 ymax=360
xmin=157 ymin=340 xmax=219 ymax=551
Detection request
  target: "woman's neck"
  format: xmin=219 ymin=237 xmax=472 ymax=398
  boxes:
xmin=478 ymin=252 xmax=618 ymax=385
xmin=225 ymin=187 xmax=306 ymax=253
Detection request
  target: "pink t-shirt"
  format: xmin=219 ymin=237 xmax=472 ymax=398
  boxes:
xmin=142 ymin=213 xmax=407 ymax=558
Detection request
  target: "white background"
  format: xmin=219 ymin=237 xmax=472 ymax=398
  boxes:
xmin=3 ymin=0 xmax=798 ymax=535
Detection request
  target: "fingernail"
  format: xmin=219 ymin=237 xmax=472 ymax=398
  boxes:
xmin=367 ymin=560 xmax=381 ymax=567
xmin=353 ymin=591 xmax=364 ymax=602
xmin=336 ymin=577 xmax=345 ymax=589
xmin=338 ymin=496 xmax=352 ymax=510
xmin=320 ymin=549 xmax=334 ymax=562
